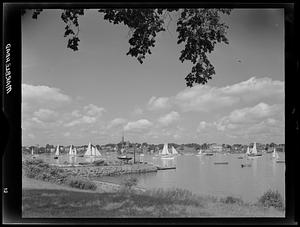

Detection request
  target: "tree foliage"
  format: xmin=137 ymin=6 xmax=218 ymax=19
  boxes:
xmin=24 ymin=8 xmax=231 ymax=87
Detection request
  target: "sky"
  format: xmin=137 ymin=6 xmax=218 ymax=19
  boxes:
xmin=22 ymin=8 xmax=284 ymax=146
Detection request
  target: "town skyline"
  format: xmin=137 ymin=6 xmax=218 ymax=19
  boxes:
xmin=22 ymin=9 xmax=284 ymax=146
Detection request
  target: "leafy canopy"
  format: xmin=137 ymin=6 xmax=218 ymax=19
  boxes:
xmin=24 ymin=8 xmax=231 ymax=87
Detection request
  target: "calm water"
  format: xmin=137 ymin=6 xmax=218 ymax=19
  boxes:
xmin=27 ymin=152 xmax=285 ymax=202
xmin=98 ymin=153 xmax=285 ymax=202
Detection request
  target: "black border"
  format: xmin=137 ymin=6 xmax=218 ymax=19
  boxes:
xmin=2 ymin=1 xmax=298 ymax=225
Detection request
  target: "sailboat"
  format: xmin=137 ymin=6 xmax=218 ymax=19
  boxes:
xmin=171 ymin=146 xmax=179 ymax=156
xmin=272 ymin=147 xmax=279 ymax=159
xmin=84 ymin=142 xmax=93 ymax=156
xmin=196 ymin=149 xmax=203 ymax=156
xmin=73 ymin=147 xmax=77 ymax=156
xmin=85 ymin=142 xmax=102 ymax=162
xmin=248 ymin=143 xmax=262 ymax=157
xmin=54 ymin=145 xmax=60 ymax=159
xmin=161 ymin=143 xmax=174 ymax=159
xmin=69 ymin=145 xmax=74 ymax=155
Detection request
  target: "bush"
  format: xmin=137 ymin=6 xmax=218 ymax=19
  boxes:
xmin=67 ymin=178 xmax=97 ymax=191
xmin=220 ymin=196 xmax=244 ymax=205
xmin=258 ymin=189 xmax=284 ymax=210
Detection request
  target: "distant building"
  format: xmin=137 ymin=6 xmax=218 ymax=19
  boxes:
xmin=210 ymin=144 xmax=223 ymax=152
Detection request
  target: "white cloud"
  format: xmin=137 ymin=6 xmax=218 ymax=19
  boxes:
xmin=107 ymin=118 xmax=127 ymax=129
xmin=33 ymin=109 xmax=58 ymax=122
xmin=175 ymin=86 xmax=239 ymax=112
xmin=124 ymin=119 xmax=153 ymax=131
xmin=158 ymin=111 xmax=180 ymax=126
xmin=84 ymin=104 xmax=105 ymax=117
xmin=22 ymin=84 xmax=71 ymax=107
xmin=147 ymin=77 xmax=284 ymax=113
xmin=147 ymin=96 xmax=171 ymax=111
xmin=132 ymin=107 xmax=144 ymax=115
xmin=216 ymin=102 xmax=282 ymax=130
xmin=64 ymin=115 xmax=97 ymax=127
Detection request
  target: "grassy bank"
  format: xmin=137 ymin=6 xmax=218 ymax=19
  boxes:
xmin=22 ymin=186 xmax=284 ymax=217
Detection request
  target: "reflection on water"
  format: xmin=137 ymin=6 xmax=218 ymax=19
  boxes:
xmin=98 ymin=153 xmax=285 ymax=202
xmin=28 ymin=152 xmax=285 ymax=202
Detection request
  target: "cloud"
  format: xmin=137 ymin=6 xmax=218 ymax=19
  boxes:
xmin=132 ymin=107 xmax=144 ymax=115
xmin=148 ymin=77 xmax=283 ymax=113
xmin=175 ymin=86 xmax=239 ymax=112
xmin=158 ymin=111 xmax=180 ymax=126
xmin=107 ymin=118 xmax=127 ymax=129
xmin=222 ymin=77 xmax=284 ymax=101
xmin=22 ymin=84 xmax=71 ymax=107
xmin=124 ymin=119 xmax=153 ymax=131
xmin=216 ymin=102 xmax=282 ymax=131
xmin=33 ymin=109 xmax=58 ymax=122
xmin=84 ymin=104 xmax=105 ymax=117
xmin=147 ymin=96 xmax=171 ymax=111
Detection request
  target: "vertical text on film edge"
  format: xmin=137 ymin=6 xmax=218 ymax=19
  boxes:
xmin=5 ymin=43 xmax=12 ymax=94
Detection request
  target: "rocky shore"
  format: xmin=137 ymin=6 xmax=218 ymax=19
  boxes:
xmin=59 ymin=163 xmax=158 ymax=178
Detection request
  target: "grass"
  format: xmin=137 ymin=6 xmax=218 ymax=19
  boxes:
xmin=22 ymin=186 xmax=285 ymax=218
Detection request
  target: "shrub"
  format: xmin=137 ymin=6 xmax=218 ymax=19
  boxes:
xmin=258 ymin=189 xmax=284 ymax=210
xmin=67 ymin=178 xmax=97 ymax=191
xmin=220 ymin=196 xmax=244 ymax=205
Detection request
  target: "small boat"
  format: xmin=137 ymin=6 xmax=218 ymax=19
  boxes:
xmin=161 ymin=155 xmax=175 ymax=159
xmin=205 ymin=153 xmax=214 ymax=156
xmin=117 ymin=156 xmax=132 ymax=161
xmin=54 ymin=144 xmax=60 ymax=159
xmin=241 ymin=164 xmax=252 ymax=168
xmin=276 ymin=160 xmax=285 ymax=163
xmin=214 ymin=162 xmax=229 ymax=165
xmin=54 ymin=156 xmax=58 ymax=159
xmin=237 ymin=157 xmax=244 ymax=159
xmin=157 ymin=166 xmax=176 ymax=170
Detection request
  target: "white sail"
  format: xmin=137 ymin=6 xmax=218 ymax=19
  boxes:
xmin=272 ymin=148 xmax=279 ymax=159
xmin=73 ymin=147 xmax=77 ymax=156
xmin=94 ymin=146 xmax=101 ymax=156
xmin=91 ymin=146 xmax=95 ymax=156
xmin=69 ymin=145 xmax=74 ymax=155
xmin=55 ymin=145 xmax=60 ymax=156
xmin=198 ymin=149 xmax=203 ymax=155
xmin=252 ymin=143 xmax=257 ymax=154
xmin=31 ymin=147 xmax=34 ymax=155
xmin=84 ymin=142 xmax=92 ymax=156
xmin=171 ymin=146 xmax=178 ymax=155
xmin=246 ymin=146 xmax=250 ymax=155
xmin=161 ymin=143 xmax=170 ymax=155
